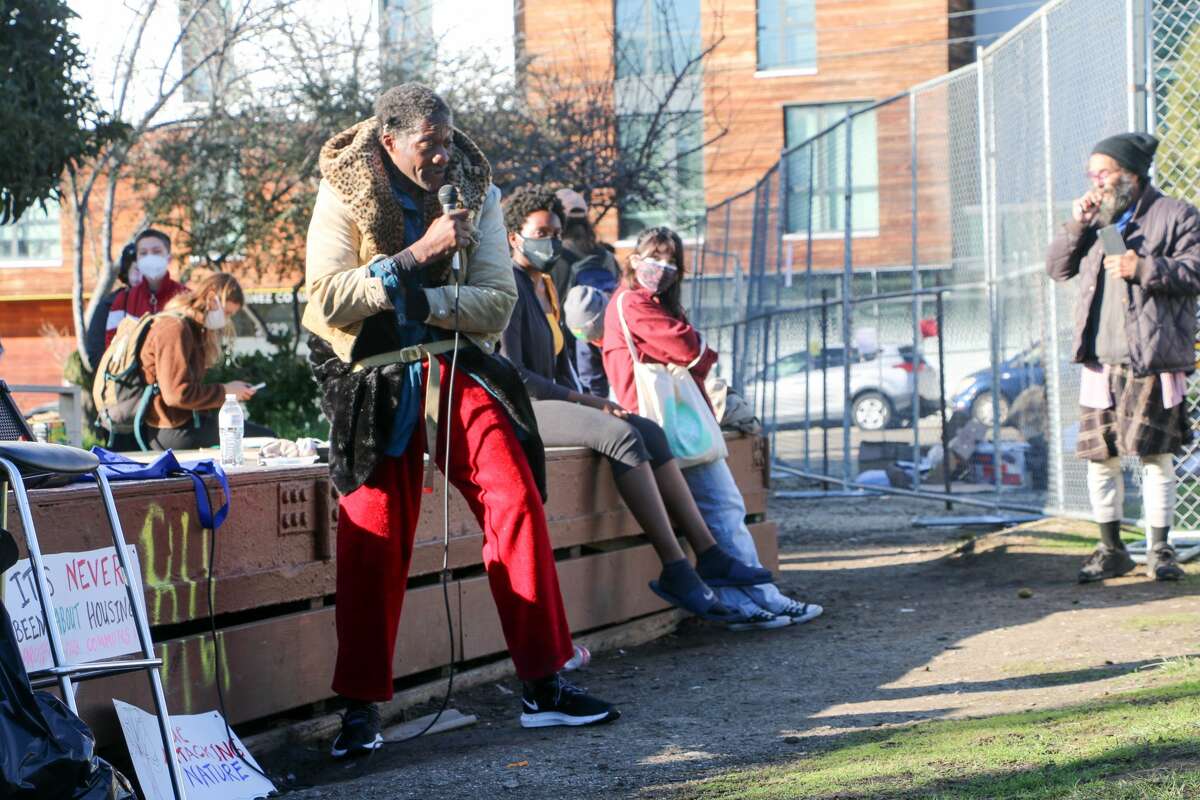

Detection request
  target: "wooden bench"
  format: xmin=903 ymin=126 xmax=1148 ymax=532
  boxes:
xmin=3 ymin=433 xmax=776 ymax=746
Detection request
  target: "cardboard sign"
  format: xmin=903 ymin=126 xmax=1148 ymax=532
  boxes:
xmin=3 ymin=545 xmax=144 ymax=673
xmin=114 ymin=700 xmax=277 ymax=800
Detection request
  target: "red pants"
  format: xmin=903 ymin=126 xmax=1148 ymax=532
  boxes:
xmin=332 ymin=358 xmax=574 ymax=701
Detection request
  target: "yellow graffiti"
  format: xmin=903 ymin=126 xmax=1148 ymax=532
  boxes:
xmin=140 ymin=503 xmax=230 ymax=712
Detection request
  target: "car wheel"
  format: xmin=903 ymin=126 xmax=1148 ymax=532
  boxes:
xmin=852 ymin=392 xmax=893 ymax=431
xmin=970 ymin=391 xmax=1009 ymax=427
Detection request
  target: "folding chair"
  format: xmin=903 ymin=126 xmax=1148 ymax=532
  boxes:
xmin=0 ymin=380 xmax=187 ymax=799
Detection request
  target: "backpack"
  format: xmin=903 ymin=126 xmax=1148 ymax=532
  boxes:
xmin=92 ymin=312 xmax=182 ymax=450
xmin=569 ymin=253 xmax=618 ymax=294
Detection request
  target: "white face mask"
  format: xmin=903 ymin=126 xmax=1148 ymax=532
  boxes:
xmin=128 ymin=265 xmax=144 ymax=287
xmin=205 ymin=306 xmax=227 ymax=331
xmin=137 ymin=253 xmax=169 ymax=281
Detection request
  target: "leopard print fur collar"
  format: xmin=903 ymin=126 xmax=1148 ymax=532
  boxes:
xmin=318 ymin=117 xmax=492 ymax=274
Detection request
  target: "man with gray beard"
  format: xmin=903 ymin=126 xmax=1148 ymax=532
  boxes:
xmin=1048 ymin=133 xmax=1200 ymax=583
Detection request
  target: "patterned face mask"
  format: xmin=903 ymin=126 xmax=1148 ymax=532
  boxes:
xmin=634 ymin=257 xmax=677 ymax=294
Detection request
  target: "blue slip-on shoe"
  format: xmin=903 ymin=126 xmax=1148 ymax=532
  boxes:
xmin=697 ymin=546 xmax=774 ymax=587
xmin=649 ymin=579 xmax=746 ymax=623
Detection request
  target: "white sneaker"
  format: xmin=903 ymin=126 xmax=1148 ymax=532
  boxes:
xmin=726 ymin=610 xmax=792 ymax=632
xmin=563 ymin=644 xmax=591 ymax=671
xmin=778 ymin=601 xmax=823 ymax=624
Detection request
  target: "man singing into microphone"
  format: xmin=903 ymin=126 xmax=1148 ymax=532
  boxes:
xmin=303 ymin=83 xmax=618 ymax=759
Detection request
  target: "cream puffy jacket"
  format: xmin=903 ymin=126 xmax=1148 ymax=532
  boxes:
xmin=302 ymin=180 xmax=514 ymax=362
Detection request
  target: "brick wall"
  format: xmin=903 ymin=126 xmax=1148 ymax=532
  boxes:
xmin=519 ymin=0 xmax=957 ymax=271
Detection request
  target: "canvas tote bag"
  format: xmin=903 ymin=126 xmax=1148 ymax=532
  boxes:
xmin=616 ymin=292 xmax=727 ymax=468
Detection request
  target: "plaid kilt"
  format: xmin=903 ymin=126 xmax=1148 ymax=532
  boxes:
xmin=1077 ymin=364 xmax=1193 ymax=461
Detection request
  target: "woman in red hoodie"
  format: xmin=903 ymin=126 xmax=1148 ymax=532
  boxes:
xmin=602 ymin=226 xmax=823 ymax=626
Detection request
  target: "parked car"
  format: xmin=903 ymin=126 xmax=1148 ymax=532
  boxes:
xmin=950 ymin=344 xmax=1045 ymax=426
xmin=750 ymin=345 xmax=940 ymax=431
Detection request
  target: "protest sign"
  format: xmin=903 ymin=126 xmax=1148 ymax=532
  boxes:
xmin=114 ymin=700 xmax=277 ymax=800
xmin=3 ymin=545 xmax=144 ymax=672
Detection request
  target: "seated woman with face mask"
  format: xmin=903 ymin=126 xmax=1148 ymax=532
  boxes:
xmin=109 ymin=273 xmax=269 ymax=452
xmin=602 ymin=226 xmax=824 ymax=628
xmin=498 ymin=185 xmax=780 ymax=630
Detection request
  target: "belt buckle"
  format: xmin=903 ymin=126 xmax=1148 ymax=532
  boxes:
xmin=398 ymin=345 xmax=425 ymax=363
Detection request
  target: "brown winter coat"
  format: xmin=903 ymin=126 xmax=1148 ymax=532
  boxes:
xmin=139 ymin=315 xmax=225 ymax=429
xmin=1046 ymin=185 xmax=1200 ymax=376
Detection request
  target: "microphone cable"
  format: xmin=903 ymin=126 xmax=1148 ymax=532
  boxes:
xmin=385 ymin=226 xmax=464 ymax=747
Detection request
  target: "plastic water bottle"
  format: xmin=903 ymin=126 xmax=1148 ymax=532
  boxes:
xmin=218 ymin=393 xmax=244 ymax=466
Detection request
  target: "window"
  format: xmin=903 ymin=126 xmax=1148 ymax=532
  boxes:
xmin=0 ymin=201 xmax=61 ymax=266
xmin=617 ymin=111 xmax=705 ymax=240
xmin=382 ymin=0 xmax=435 ymax=79
xmin=178 ymin=0 xmax=233 ymax=104
xmin=784 ymin=101 xmax=879 ymax=235
xmin=615 ymin=0 xmax=702 ymax=80
xmin=757 ymin=0 xmax=816 ymax=71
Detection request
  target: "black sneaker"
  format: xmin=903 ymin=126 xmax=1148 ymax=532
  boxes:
xmin=1078 ymin=545 xmax=1136 ymax=583
xmin=520 ymin=674 xmax=619 ymax=728
xmin=1147 ymin=543 xmax=1185 ymax=581
xmin=331 ymin=701 xmax=383 ymax=758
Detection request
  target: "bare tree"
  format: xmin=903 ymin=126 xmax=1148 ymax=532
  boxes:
xmin=111 ymin=0 xmax=732 ymax=361
xmin=66 ymin=0 xmax=290 ymax=372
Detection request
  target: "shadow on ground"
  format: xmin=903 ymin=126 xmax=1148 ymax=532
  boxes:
xmin=273 ymin=491 xmax=1200 ymax=800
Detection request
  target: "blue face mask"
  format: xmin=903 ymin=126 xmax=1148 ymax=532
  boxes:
xmin=520 ymin=235 xmax=563 ymax=272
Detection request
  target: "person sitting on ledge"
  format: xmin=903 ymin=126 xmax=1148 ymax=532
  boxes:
xmin=602 ymin=225 xmax=824 ymax=628
xmin=497 ymin=184 xmax=778 ymax=629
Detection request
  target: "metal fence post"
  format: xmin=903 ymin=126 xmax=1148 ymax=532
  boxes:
xmin=936 ymin=288 xmax=952 ymax=509
xmin=821 ymin=288 xmax=830 ymax=484
xmin=772 ymin=152 xmax=790 ymax=458
xmin=1040 ymin=12 xmax=1067 ymax=515
xmin=1144 ymin=0 xmax=1156 ymax=134
xmin=841 ymin=112 xmax=854 ymax=487
xmin=909 ymin=93 xmax=922 ymax=487
xmin=804 ymin=144 xmax=816 ymax=473
xmin=977 ymin=48 xmax=1003 ymax=496
xmin=1126 ymin=0 xmax=1138 ymax=131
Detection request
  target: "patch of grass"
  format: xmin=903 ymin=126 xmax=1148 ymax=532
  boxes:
xmin=1015 ymin=529 xmax=1144 ymax=551
xmin=1058 ymin=772 xmax=1200 ymax=799
xmin=1120 ymin=613 xmax=1200 ymax=632
xmin=670 ymin=680 xmax=1200 ymax=799
xmin=1139 ymin=656 xmax=1200 ymax=680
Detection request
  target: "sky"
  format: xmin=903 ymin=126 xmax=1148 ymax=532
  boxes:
xmin=973 ymin=0 xmax=1041 ymax=39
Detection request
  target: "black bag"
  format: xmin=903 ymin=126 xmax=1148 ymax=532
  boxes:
xmin=0 ymin=526 xmax=136 ymax=799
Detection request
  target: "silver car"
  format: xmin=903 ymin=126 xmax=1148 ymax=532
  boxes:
xmin=753 ymin=345 xmax=940 ymax=431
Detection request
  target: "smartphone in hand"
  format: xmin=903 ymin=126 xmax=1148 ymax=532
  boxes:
xmin=1098 ymin=225 xmax=1126 ymax=256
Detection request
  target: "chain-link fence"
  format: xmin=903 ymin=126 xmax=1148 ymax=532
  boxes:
xmin=694 ymin=0 xmax=1200 ymax=528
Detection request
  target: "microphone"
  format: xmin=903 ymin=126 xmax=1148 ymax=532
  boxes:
xmin=437 ymin=184 xmax=462 ymax=273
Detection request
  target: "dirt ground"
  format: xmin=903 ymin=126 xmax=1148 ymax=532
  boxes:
xmin=271 ymin=482 xmax=1200 ymax=799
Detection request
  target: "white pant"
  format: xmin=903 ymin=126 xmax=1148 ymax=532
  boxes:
xmin=1086 ymin=454 xmax=1175 ymax=528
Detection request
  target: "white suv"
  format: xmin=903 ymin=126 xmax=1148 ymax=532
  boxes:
xmin=752 ymin=345 xmax=940 ymax=431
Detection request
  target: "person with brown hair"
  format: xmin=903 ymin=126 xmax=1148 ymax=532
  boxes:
xmin=109 ymin=273 xmax=262 ymax=451
xmin=602 ymin=226 xmax=823 ymax=627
